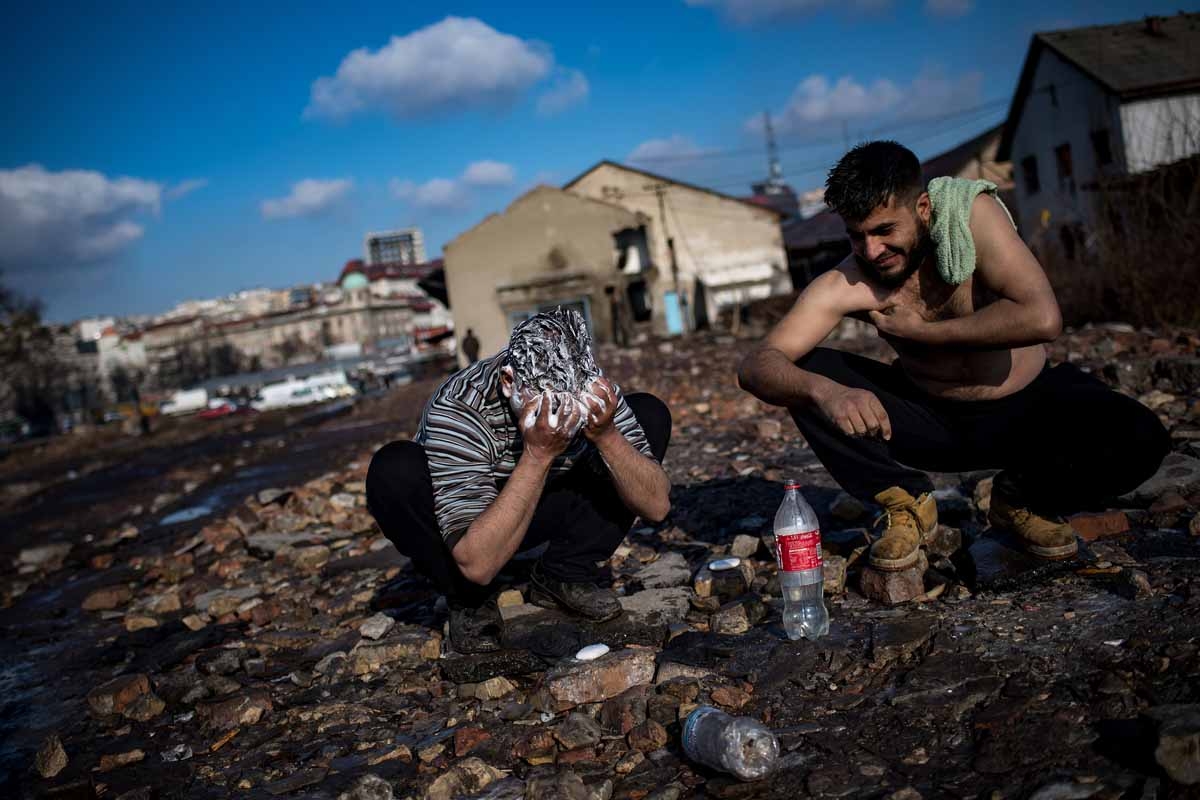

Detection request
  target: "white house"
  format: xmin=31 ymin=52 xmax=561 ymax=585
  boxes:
xmin=998 ymin=13 xmax=1200 ymax=258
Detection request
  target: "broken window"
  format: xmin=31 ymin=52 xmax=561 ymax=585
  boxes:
xmin=1021 ymin=155 xmax=1040 ymax=195
xmin=1091 ymin=129 xmax=1113 ymax=167
xmin=1055 ymin=143 xmax=1073 ymax=181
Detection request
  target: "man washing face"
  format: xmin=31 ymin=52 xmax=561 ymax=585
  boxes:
xmin=366 ymin=308 xmax=672 ymax=653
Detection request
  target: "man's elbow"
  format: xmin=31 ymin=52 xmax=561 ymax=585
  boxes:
xmin=643 ymin=496 xmax=671 ymax=524
xmin=1037 ymin=305 xmax=1063 ymax=342
xmin=453 ymin=547 xmax=494 ymax=586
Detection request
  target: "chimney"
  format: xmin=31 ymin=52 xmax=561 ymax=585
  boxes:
xmin=1144 ymin=16 xmax=1164 ymax=36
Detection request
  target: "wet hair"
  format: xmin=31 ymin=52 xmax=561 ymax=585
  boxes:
xmin=824 ymin=140 xmax=924 ymax=221
xmin=506 ymin=307 xmax=600 ymax=393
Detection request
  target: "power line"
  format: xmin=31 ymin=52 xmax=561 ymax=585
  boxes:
xmin=626 ymin=98 xmax=1010 ymax=166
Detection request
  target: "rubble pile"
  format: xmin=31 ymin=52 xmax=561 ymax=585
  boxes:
xmin=2 ymin=324 xmax=1199 ymax=798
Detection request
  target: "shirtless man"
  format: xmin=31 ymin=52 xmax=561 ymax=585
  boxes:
xmin=738 ymin=141 xmax=1169 ymax=571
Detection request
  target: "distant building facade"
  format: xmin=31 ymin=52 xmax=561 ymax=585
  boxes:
xmin=364 ymin=227 xmax=425 ymax=266
xmin=998 ymin=13 xmax=1200 ymax=258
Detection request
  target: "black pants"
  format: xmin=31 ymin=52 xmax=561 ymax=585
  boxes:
xmin=792 ymin=348 xmax=1170 ymax=515
xmin=366 ymin=393 xmax=672 ymax=608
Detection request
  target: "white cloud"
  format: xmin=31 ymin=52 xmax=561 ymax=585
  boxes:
xmin=165 ymin=178 xmax=209 ymax=200
xmin=0 ymin=164 xmax=162 ymax=274
xmin=628 ymin=135 xmax=711 ymax=163
xmin=462 ymin=160 xmax=516 ymax=187
xmin=536 ymin=69 xmax=590 ymax=116
xmin=685 ymin=0 xmax=891 ymax=24
xmin=391 ymin=177 xmax=469 ymax=211
xmin=751 ymin=68 xmax=982 ymax=136
xmin=261 ymin=178 xmax=353 ymax=220
xmin=924 ymin=0 xmax=972 ymax=16
xmin=305 ymin=17 xmax=554 ymax=120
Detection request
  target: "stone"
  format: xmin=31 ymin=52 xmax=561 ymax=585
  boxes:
xmin=358 ymin=613 xmax=395 ymax=640
xmin=1143 ymin=704 xmax=1200 ymax=784
xmin=257 ymin=488 xmax=291 ymax=506
xmin=87 ymin=674 xmax=152 ymax=717
xmin=710 ymin=685 xmax=751 ymax=710
xmin=82 ymin=585 xmax=132 ymax=611
xmin=923 ymin=525 xmax=962 ymax=558
xmin=35 ymin=734 xmax=68 ymax=778
xmin=615 ymin=749 xmax=645 ymax=775
xmin=98 ymin=749 xmax=145 ymax=772
xmin=1069 ymin=510 xmax=1131 ymax=542
xmin=1124 ymin=453 xmax=1200 ymax=505
xmin=600 ymin=686 xmax=649 ymax=734
xmin=693 ymin=564 xmax=750 ymax=601
xmin=122 ymin=692 xmax=165 ymax=722
xmin=710 ymin=595 xmax=767 ymax=634
xmin=860 ymin=551 xmax=928 ymax=605
xmin=546 ymin=648 xmax=657 ymax=709
xmin=628 ymin=719 xmax=668 ymax=752
xmin=329 ymin=492 xmax=358 ymax=510
xmin=124 ymin=614 xmax=160 ymax=632
xmin=455 ymin=727 xmax=492 ymax=757
xmin=823 ymin=553 xmax=848 ymax=595
xmin=730 ymin=534 xmax=761 ymax=559
xmin=264 ymin=768 xmax=328 ymax=795
xmin=1117 ymin=569 xmax=1154 ymax=601
xmin=512 ymin=729 xmax=556 ymax=765
xmin=974 ymin=477 xmax=994 ymax=515
xmin=290 ymin=544 xmax=331 ymax=571
xmin=348 ymin=631 xmax=441 ymax=675
xmin=871 ymin=615 xmax=936 ymax=663
xmin=555 ymin=712 xmax=603 ymax=749
xmin=618 ymin=587 xmax=691 ymax=627
xmin=831 ymin=492 xmax=867 ymax=522
xmin=475 ymin=676 xmax=517 ymax=700
xmin=192 ymin=586 xmax=258 ymax=613
xmin=755 ymin=418 xmax=783 ymax=440
xmin=337 ymin=774 xmax=394 ymax=800
xmin=496 ymin=589 xmax=524 ymax=608
xmin=198 ymin=689 xmax=273 ymax=731
xmin=18 ymin=543 xmax=72 ymax=570
xmin=637 ymin=551 xmax=691 ymax=589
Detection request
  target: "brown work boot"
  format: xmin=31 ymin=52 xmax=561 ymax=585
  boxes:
xmin=988 ymin=473 xmax=1078 ymax=559
xmin=869 ymin=487 xmax=937 ymax=571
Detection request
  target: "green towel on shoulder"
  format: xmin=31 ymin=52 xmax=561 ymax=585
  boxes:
xmin=926 ymin=176 xmax=1016 ymax=285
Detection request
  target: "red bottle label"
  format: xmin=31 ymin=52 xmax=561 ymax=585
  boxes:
xmin=776 ymin=528 xmax=822 ymax=571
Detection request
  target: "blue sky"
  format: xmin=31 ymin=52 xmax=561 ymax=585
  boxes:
xmin=2 ymin=0 xmax=1191 ymax=323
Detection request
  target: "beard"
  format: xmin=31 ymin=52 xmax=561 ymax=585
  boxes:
xmin=857 ymin=220 xmax=932 ymax=288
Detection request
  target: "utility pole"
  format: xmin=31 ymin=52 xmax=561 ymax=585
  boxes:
xmin=763 ymin=111 xmax=784 ymax=189
xmin=645 ymin=182 xmax=680 ymax=293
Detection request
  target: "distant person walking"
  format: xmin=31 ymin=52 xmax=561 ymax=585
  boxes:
xmin=461 ymin=328 xmax=480 ymax=364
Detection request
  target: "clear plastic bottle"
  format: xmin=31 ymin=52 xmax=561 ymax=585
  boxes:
xmin=773 ymin=481 xmax=830 ymax=640
xmin=681 ymin=705 xmax=779 ymax=781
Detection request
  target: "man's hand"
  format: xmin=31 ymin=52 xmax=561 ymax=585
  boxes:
xmin=813 ymin=384 xmax=892 ymax=440
xmin=520 ymin=391 xmax=582 ymax=462
xmin=581 ymin=378 xmax=618 ymax=441
xmin=868 ymin=305 xmax=933 ymax=343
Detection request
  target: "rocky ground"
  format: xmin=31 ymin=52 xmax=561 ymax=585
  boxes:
xmin=3 ymin=322 xmax=1200 ymax=800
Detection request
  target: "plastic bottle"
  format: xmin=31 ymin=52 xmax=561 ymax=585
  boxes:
xmin=682 ymin=705 xmax=779 ymax=781
xmin=773 ymin=481 xmax=830 ymax=640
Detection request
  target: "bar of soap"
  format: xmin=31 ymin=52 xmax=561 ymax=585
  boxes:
xmin=575 ymin=643 xmax=610 ymax=661
xmin=708 ymin=557 xmax=741 ymax=571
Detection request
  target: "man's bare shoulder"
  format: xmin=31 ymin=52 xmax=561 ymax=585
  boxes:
xmin=805 ymin=257 xmax=889 ymax=314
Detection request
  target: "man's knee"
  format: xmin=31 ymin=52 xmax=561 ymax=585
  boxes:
xmin=1122 ymin=401 xmax=1171 ymax=488
xmin=366 ymin=440 xmax=429 ymax=511
xmin=796 ymin=346 xmax=849 ymax=378
xmin=625 ymin=392 xmax=672 ymax=462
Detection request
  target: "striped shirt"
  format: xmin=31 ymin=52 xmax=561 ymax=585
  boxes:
xmin=415 ymin=351 xmax=652 ymax=547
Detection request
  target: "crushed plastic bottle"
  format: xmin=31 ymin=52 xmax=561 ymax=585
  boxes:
xmin=682 ymin=705 xmax=780 ymax=781
xmin=774 ymin=480 xmax=830 ymax=640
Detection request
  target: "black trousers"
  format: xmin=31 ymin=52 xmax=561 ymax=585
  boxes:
xmin=366 ymin=393 xmax=672 ymax=608
xmin=791 ymin=347 xmax=1170 ymax=515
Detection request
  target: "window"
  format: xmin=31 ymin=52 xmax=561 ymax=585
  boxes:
xmin=1021 ymin=155 xmax=1041 ymax=195
xmin=1055 ymin=143 xmax=1073 ymax=181
xmin=1091 ymin=129 xmax=1113 ymax=166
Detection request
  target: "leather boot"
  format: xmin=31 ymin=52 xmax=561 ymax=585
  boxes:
xmin=528 ymin=562 xmax=622 ymax=622
xmin=869 ymin=486 xmax=937 ymax=571
xmin=988 ymin=472 xmax=1078 ymax=559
